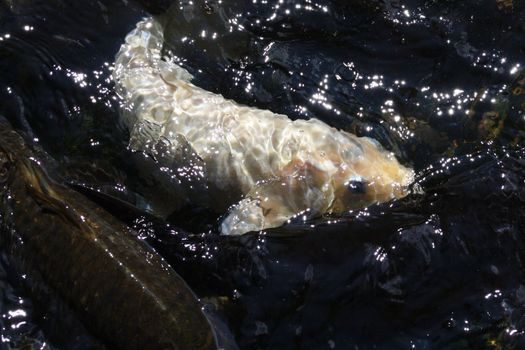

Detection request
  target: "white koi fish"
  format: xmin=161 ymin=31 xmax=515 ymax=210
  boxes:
xmin=113 ymin=18 xmax=414 ymax=235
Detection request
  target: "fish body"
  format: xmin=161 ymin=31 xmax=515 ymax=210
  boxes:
xmin=0 ymin=119 xmax=218 ymax=350
xmin=114 ymin=18 xmax=414 ymax=235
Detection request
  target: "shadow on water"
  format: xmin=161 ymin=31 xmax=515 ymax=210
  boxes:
xmin=0 ymin=0 xmax=524 ymax=349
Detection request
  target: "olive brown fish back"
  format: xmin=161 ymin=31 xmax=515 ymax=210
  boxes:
xmin=0 ymin=119 xmax=218 ymax=350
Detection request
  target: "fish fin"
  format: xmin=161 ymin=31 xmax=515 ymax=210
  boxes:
xmin=129 ymin=125 xmax=208 ymax=187
xmin=124 ymin=129 xmax=212 ymax=217
xmin=152 ymin=133 xmax=202 ymax=169
xmin=128 ymin=119 xmax=163 ymax=152
xmin=219 ymin=186 xmax=312 ymax=236
xmin=67 ymin=182 xmax=156 ymax=224
xmin=220 ymin=158 xmax=334 ymax=235
xmin=220 ymin=197 xmax=266 ymax=236
xmin=151 ymin=133 xmax=212 ymax=207
xmin=219 ymin=180 xmax=305 ymax=236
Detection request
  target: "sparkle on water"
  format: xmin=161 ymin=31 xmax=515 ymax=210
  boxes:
xmin=0 ymin=0 xmax=524 ymax=349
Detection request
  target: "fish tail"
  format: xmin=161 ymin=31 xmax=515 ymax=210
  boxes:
xmin=113 ymin=17 xmax=193 ymax=139
xmin=114 ymin=17 xmax=192 ymax=84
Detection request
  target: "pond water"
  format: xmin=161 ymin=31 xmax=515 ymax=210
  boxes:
xmin=0 ymin=0 xmax=524 ymax=349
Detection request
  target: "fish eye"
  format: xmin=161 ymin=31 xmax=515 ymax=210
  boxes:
xmin=347 ymin=181 xmax=366 ymax=194
xmin=345 ymin=176 xmax=367 ymax=194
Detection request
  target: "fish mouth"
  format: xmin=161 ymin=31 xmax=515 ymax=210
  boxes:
xmin=401 ymin=167 xmax=416 ymax=192
xmin=389 ymin=167 xmax=417 ymax=199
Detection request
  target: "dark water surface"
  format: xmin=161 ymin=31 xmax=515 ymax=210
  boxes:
xmin=0 ymin=0 xmax=524 ymax=349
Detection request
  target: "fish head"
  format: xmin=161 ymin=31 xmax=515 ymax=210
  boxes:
xmin=328 ymin=134 xmax=414 ymax=212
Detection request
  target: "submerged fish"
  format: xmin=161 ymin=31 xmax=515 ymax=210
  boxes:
xmin=0 ymin=118 xmax=218 ymax=349
xmin=113 ymin=18 xmax=414 ymax=235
